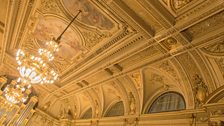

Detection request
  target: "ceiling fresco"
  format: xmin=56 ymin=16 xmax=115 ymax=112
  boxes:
xmin=33 ymin=16 xmax=86 ymax=60
xmin=1 ymin=0 xmax=224 ymax=124
xmin=62 ymin=0 xmax=114 ymax=30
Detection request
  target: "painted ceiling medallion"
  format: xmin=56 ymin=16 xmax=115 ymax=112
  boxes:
xmin=62 ymin=0 xmax=114 ymax=30
xmin=15 ymin=11 xmax=82 ymax=85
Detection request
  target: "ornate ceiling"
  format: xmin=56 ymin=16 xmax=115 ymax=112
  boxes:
xmin=0 ymin=0 xmax=224 ymax=124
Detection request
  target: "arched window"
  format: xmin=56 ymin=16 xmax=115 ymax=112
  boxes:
xmin=81 ymin=108 xmax=92 ymax=119
xmin=147 ymin=92 xmax=186 ymax=113
xmin=104 ymin=101 xmax=124 ymax=117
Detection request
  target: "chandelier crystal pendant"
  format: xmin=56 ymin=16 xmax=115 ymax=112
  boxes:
xmin=3 ymin=80 xmax=31 ymax=104
xmin=38 ymin=40 xmax=59 ymax=61
xmin=16 ymin=10 xmax=81 ymax=85
xmin=16 ymin=49 xmax=58 ymax=84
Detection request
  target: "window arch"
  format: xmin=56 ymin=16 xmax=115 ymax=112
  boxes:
xmin=104 ymin=101 xmax=124 ymax=117
xmin=81 ymin=108 xmax=92 ymax=119
xmin=147 ymin=92 xmax=186 ymax=113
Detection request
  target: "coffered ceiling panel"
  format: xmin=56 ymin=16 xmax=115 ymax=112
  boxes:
xmin=1 ymin=0 xmax=224 ymax=123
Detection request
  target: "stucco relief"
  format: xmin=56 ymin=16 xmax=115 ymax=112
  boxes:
xmin=62 ymin=0 xmax=114 ymax=30
xmin=157 ymin=61 xmax=179 ymax=82
xmin=215 ymin=58 xmax=224 ymax=78
xmin=130 ymin=72 xmax=142 ymax=89
xmin=201 ymin=40 xmax=224 ymax=56
xmin=124 ymin=118 xmax=139 ymax=126
xmin=82 ymin=31 xmax=111 ymax=49
xmin=193 ymin=74 xmax=208 ymax=106
xmin=187 ymin=11 xmax=224 ymax=38
xmin=39 ymin=0 xmax=62 ymax=14
xmin=176 ymin=53 xmax=201 ymax=84
xmin=172 ymin=0 xmax=192 ymax=10
xmin=160 ymin=0 xmax=194 ymax=14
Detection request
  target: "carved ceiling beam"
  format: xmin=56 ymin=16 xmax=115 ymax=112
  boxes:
xmin=109 ymin=0 xmax=155 ymax=37
xmin=0 ymin=0 xmax=20 ymax=65
xmin=137 ymin=0 xmax=175 ymax=28
xmin=57 ymin=26 xmax=224 ymax=100
xmin=175 ymin=0 xmax=224 ymax=31
xmin=47 ymin=34 xmax=149 ymax=97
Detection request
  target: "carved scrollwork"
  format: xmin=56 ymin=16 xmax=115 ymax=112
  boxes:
xmin=129 ymin=92 xmax=136 ymax=115
xmin=39 ymin=0 xmax=62 ymax=14
xmin=130 ymin=72 xmax=142 ymax=89
xmin=158 ymin=61 xmax=179 ymax=81
xmin=201 ymin=40 xmax=224 ymax=56
xmin=160 ymin=0 xmax=194 ymax=13
xmin=193 ymin=74 xmax=208 ymax=107
xmin=83 ymin=31 xmax=111 ymax=49
xmin=187 ymin=11 xmax=224 ymax=38
xmin=123 ymin=118 xmax=139 ymax=126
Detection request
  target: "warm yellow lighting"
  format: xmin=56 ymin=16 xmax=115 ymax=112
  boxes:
xmin=38 ymin=40 xmax=59 ymax=61
xmin=16 ymin=49 xmax=58 ymax=84
xmin=3 ymin=80 xmax=31 ymax=104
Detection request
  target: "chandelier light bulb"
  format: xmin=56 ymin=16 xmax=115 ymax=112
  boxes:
xmin=2 ymin=78 xmax=31 ymax=104
xmin=14 ymin=11 xmax=82 ymax=86
xmin=16 ymin=49 xmax=58 ymax=85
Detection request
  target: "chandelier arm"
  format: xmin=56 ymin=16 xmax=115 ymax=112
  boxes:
xmin=55 ymin=10 xmax=82 ymax=43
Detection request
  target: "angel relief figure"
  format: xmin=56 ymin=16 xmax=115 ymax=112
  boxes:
xmin=193 ymin=74 xmax=208 ymax=106
xmin=95 ymin=100 xmax=100 ymax=117
xmin=129 ymin=92 xmax=136 ymax=115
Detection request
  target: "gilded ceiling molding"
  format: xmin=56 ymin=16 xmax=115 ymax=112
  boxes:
xmin=0 ymin=0 xmax=20 ymax=64
xmin=102 ymin=99 xmax=122 ymax=117
xmin=123 ymin=117 xmax=139 ymax=126
xmin=77 ymin=90 xmax=99 ymax=119
xmin=159 ymin=0 xmax=202 ymax=17
xmin=112 ymin=0 xmax=155 ymax=36
xmin=142 ymin=82 xmax=184 ymax=114
xmin=27 ymin=109 xmax=59 ymax=126
xmin=169 ymin=58 xmax=194 ymax=108
xmin=12 ymin=0 xmax=37 ymax=49
xmin=21 ymin=34 xmax=41 ymax=53
xmin=161 ymin=0 xmax=194 ymax=10
xmin=157 ymin=60 xmax=179 ymax=82
xmin=86 ymin=89 xmax=102 ymax=118
xmin=176 ymin=52 xmax=210 ymax=90
xmin=112 ymin=79 xmax=130 ymax=115
xmin=190 ymin=50 xmax=216 ymax=92
xmin=137 ymin=0 xmax=175 ymax=28
xmin=176 ymin=0 xmax=224 ymax=30
xmin=157 ymin=59 xmax=195 ymax=108
xmin=123 ymin=76 xmax=142 ymax=115
xmin=38 ymin=0 xmax=63 ymax=15
xmin=176 ymin=0 xmax=220 ymax=21
xmin=129 ymin=71 xmax=143 ymax=90
xmin=32 ymin=34 xmax=150 ymax=101
xmin=206 ymin=85 xmax=224 ymax=104
xmin=200 ymin=40 xmax=224 ymax=57
xmin=60 ymin=25 xmax=136 ymax=80
xmin=186 ymin=10 xmax=224 ymax=39
xmin=79 ymin=106 xmax=91 ymax=119
xmin=159 ymin=37 xmax=185 ymax=53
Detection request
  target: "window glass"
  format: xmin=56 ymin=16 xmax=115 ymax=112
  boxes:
xmin=105 ymin=101 xmax=124 ymax=117
xmin=148 ymin=92 xmax=186 ymax=113
xmin=81 ymin=108 xmax=92 ymax=119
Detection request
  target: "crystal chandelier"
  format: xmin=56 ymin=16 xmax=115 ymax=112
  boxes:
xmin=16 ymin=10 xmax=82 ymax=85
xmin=2 ymin=79 xmax=31 ymax=104
xmin=16 ymin=49 xmax=58 ymax=84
